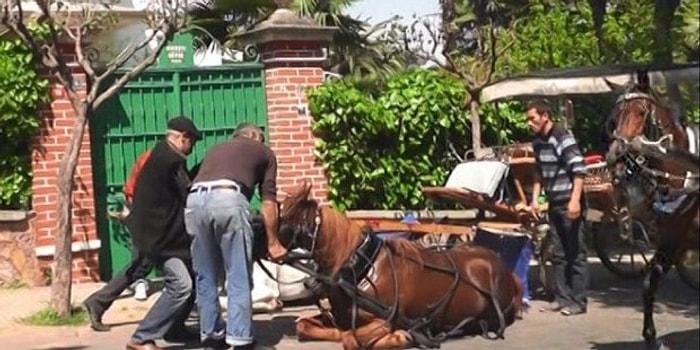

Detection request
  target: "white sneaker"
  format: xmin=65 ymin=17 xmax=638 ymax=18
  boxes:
xmin=134 ymin=280 xmax=149 ymax=301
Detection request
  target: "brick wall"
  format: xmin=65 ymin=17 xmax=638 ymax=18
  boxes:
xmin=27 ymin=40 xmax=331 ymax=283
xmin=32 ymin=52 xmax=99 ymax=283
xmin=262 ymin=41 xmax=329 ymax=202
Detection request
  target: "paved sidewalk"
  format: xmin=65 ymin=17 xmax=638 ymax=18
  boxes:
xmin=0 ymin=261 xmax=697 ymax=350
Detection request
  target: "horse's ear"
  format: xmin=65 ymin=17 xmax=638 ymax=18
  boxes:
xmin=603 ymin=78 xmax=625 ymax=93
xmin=294 ymin=180 xmax=313 ymax=199
xmin=636 ymin=69 xmax=651 ymax=92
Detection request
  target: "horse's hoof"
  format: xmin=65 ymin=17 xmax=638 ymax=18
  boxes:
xmin=645 ymin=339 xmax=671 ymax=350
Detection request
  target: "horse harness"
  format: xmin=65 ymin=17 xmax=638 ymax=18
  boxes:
xmin=613 ymin=91 xmax=666 ymax=142
xmin=263 ymin=206 xmax=515 ymax=349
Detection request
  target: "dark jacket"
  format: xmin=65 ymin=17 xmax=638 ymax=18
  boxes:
xmin=129 ymin=139 xmax=192 ymax=261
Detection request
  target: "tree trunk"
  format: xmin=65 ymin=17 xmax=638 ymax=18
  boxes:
xmin=653 ymin=0 xmax=682 ymax=113
xmin=470 ymin=96 xmax=481 ymax=151
xmin=588 ymin=0 xmax=607 ymax=61
xmin=653 ymin=0 xmax=680 ymax=65
xmin=50 ymin=105 xmax=88 ymax=317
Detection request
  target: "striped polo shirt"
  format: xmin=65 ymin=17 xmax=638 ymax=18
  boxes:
xmin=533 ymin=124 xmax=588 ymax=208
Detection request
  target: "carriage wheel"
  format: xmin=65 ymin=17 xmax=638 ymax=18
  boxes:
xmin=592 ymin=220 xmax=656 ymax=278
xmin=676 ymin=249 xmax=700 ymax=290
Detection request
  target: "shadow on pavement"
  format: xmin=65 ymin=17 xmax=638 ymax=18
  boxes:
xmin=586 ymin=261 xmax=699 ymax=319
xmin=589 ymin=327 xmax=699 ymax=350
xmin=529 ymin=259 xmax=698 ymax=319
xmin=162 ymin=316 xmax=297 ymax=349
xmin=254 ymin=316 xmax=298 ymax=346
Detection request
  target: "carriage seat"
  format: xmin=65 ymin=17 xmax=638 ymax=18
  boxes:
xmin=444 ymin=160 xmax=510 ymax=199
xmin=686 ymin=124 xmax=699 ymax=157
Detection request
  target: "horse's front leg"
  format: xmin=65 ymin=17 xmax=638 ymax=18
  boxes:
xmin=642 ymin=253 xmax=670 ymax=347
xmin=296 ymin=313 xmax=343 ymax=342
xmin=340 ymin=319 xmax=412 ymax=350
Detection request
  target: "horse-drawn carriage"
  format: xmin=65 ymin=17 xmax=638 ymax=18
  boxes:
xmin=273 ymin=62 xmax=699 ymax=349
xmin=347 ymin=63 xmax=699 ymax=296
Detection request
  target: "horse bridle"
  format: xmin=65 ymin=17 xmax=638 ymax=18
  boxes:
xmin=279 ymin=200 xmax=322 ymax=261
xmin=610 ymin=91 xmax=663 ymax=147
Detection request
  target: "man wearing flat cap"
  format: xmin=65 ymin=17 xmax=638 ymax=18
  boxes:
xmin=125 ymin=116 xmax=204 ymax=350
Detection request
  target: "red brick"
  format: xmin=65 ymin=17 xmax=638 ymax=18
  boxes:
xmin=31 ymin=61 xmax=99 ymax=283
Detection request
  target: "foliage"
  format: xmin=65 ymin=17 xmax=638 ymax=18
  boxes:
xmin=21 ymin=306 xmax=88 ymax=327
xmin=309 ymin=68 xmax=528 ymax=210
xmin=310 ymin=69 xmax=465 ymax=210
xmin=190 ymin=0 xmax=413 ymax=79
xmin=0 ymin=36 xmax=49 ymax=209
xmin=677 ymin=0 xmax=700 ymax=50
xmin=494 ymin=1 xmax=681 ymax=152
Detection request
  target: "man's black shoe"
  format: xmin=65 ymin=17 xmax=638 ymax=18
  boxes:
xmin=82 ymin=300 xmax=109 ymax=332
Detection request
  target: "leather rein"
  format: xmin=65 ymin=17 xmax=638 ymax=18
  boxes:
xmin=256 ymin=205 xmax=515 ymax=348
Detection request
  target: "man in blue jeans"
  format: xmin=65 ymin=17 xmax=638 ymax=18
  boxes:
xmin=185 ymin=122 xmax=287 ymax=350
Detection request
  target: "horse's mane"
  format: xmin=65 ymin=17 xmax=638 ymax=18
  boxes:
xmin=383 ymin=236 xmax=422 ymax=257
xmin=320 ymin=208 xmax=424 ymax=275
xmin=282 ymin=184 xmax=425 ymax=275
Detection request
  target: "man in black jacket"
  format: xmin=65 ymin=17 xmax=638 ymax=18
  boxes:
xmin=126 ymin=116 xmax=202 ymax=350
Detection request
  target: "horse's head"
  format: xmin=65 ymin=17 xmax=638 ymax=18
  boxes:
xmin=604 ymin=70 xmax=668 ymax=165
xmin=278 ymin=181 xmax=322 ymax=254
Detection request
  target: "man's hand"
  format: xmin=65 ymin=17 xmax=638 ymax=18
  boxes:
xmin=267 ymin=242 xmax=288 ymax=263
xmin=530 ymin=200 xmax=540 ymax=219
xmin=567 ymin=199 xmax=581 ymax=219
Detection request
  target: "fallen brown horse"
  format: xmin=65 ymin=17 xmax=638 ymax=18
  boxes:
xmin=277 ymin=182 xmax=523 ymax=349
xmin=605 ymin=71 xmax=700 ymax=349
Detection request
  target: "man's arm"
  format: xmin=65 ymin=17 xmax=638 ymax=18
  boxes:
xmin=561 ymin=133 xmax=588 ymax=203
xmin=260 ymin=153 xmax=281 ymax=249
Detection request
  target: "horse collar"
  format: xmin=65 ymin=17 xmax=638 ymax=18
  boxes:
xmin=337 ymin=228 xmax=384 ymax=285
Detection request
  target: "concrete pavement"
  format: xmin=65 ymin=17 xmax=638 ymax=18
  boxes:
xmin=0 ymin=260 xmax=697 ymax=350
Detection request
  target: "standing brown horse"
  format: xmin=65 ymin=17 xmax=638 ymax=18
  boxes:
xmin=277 ymin=182 xmax=523 ymax=349
xmin=605 ymin=71 xmax=700 ymax=349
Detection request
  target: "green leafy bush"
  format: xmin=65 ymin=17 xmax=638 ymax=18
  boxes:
xmin=0 ymin=37 xmax=49 ymax=209
xmin=309 ymin=69 xmax=528 ymax=210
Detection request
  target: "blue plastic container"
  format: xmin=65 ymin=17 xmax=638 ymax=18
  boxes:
xmin=473 ymin=227 xmax=534 ymax=304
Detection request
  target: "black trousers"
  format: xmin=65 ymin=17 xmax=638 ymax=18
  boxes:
xmin=86 ymin=252 xmax=154 ymax=313
xmin=548 ymin=208 xmax=589 ymax=309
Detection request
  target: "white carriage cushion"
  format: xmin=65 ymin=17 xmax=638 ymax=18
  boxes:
xmin=684 ymin=125 xmax=699 ymax=189
xmin=686 ymin=125 xmax=699 ymax=156
xmin=444 ymin=160 xmax=510 ymax=198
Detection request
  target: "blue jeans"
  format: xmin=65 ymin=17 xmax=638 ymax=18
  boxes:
xmin=185 ymin=180 xmax=254 ymax=346
xmin=131 ymin=257 xmax=193 ymax=343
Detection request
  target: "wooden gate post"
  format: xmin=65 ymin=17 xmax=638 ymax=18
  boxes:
xmin=236 ymin=1 xmax=336 ymax=203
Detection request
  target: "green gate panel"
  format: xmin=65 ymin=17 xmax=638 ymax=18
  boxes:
xmin=91 ymin=63 xmax=267 ymax=280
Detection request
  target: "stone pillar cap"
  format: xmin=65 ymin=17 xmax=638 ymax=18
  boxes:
xmin=235 ymin=6 xmax=337 ymax=45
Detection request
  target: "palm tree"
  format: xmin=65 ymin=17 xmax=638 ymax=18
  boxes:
xmin=188 ymin=0 xmax=413 ymax=79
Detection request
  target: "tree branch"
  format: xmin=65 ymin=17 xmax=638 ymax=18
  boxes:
xmin=92 ymin=22 xmax=174 ymax=109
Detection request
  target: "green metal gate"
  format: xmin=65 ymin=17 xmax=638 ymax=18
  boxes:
xmin=90 ymin=63 xmax=267 ymax=280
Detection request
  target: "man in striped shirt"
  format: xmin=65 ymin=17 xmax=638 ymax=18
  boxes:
xmin=527 ymin=100 xmax=589 ymax=316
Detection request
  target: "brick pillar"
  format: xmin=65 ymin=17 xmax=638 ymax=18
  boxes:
xmin=31 ymin=43 xmax=99 ymax=283
xmin=262 ymin=41 xmax=329 ymax=202
xmin=235 ymin=4 xmax=336 ymax=203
